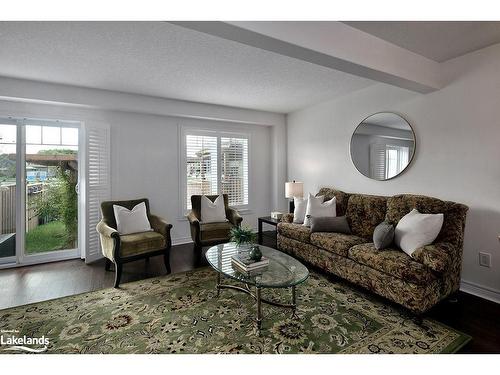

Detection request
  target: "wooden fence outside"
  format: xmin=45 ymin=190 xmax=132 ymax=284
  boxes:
xmin=0 ymin=183 xmax=42 ymax=234
xmin=0 ymin=184 xmax=16 ymax=234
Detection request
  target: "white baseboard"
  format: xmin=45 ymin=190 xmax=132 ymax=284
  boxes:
xmin=460 ymin=279 xmax=500 ymax=304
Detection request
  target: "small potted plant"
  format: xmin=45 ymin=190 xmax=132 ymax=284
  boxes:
xmin=230 ymin=225 xmax=256 ymax=253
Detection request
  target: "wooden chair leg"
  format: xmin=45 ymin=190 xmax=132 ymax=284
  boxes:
xmin=164 ymin=249 xmax=171 ymax=274
xmin=114 ymin=262 xmax=123 ymax=288
xmin=193 ymin=243 xmax=203 ymax=267
xmin=105 ymin=258 xmax=112 ymax=271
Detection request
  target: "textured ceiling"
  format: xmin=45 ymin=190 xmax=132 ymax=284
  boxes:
xmin=344 ymin=21 xmax=500 ymax=62
xmin=0 ymin=21 xmax=374 ymax=113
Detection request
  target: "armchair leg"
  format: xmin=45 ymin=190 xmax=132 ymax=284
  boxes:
xmin=193 ymin=243 xmax=203 ymax=267
xmin=114 ymin=262 xmax=123 ymax=288
xmin=105 ymin=258 xmax=112 ymax=271
xmin=163 ymin=248 xmax=171 ymax=274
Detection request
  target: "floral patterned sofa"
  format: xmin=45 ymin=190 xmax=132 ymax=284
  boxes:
xmin=277 ymin=188 xmax=468 ymax=314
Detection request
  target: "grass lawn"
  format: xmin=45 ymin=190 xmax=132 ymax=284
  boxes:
xmin=25 ymin=221 xmax=72 ymax=254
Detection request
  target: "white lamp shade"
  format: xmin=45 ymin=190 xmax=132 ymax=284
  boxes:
xmin=285 ymin=181 xmax=304 ymax=198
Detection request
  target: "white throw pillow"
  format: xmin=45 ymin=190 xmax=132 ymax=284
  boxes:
xmin=303 ymin=193 xmax=336 ymax=227
xmin=113 ymin=202 xmax=152 ymax=235
xmin=201 ymin=194 xmax=227 ymax=223
xmin=394 ymin=208 xmax=444 ymax=256
xmin=293 ymin=196 xmax=308 ymax=224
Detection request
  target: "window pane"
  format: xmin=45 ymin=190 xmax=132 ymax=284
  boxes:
xmin=61 ymin=128 xmax=79 ymax=146
xmin=186 ymin=135 xmax=218 ymax=209
xmin=221 ymin=137 xmax=248 ymax=206
xmin=42 ymin=126 xmax=61 ymax=145
xmin=26 ymin=125 xmax=41 ymax=144
xmin=25 ymin=125 xmax=78 ymax=254
xmin=0 ymin=124 xmax=17 ymax=144
xmin=0 ymin=124 xmax=16 ymax=262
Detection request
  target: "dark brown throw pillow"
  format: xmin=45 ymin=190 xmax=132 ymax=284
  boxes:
xmin=310 ymin=216 xmax=351 ymax=234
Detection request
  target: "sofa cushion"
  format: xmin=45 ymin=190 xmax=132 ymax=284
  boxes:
xmin=200 ymin=222 xmax=232 ymax=242
xmin=277 ymin=222 xmax=311 ymax=243
xmin=310 ymin=232 xmax=366 ymax=257
xmin=346 ymin=194 xmax=387 ymax=239
xmin=348 ymin=243 xmax=437 ymax=285
xmin=120 ymin=231 xmax=166 ymax=258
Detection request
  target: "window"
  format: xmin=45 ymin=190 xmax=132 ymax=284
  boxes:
xmin=185 ymin=134 xmax=218 ymax=208
xmin=221 ymin=137 xmax=249 ymax=206
xmin=370 ymin=143 xmax=409 ymax=180
xmin=183 ymin=130 xmax=249 ymax=210
xmin=385 ymin=145 xmax=409 ymax=179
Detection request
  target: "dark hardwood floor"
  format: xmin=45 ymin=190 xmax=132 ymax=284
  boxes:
xmin=0 ymin=233 xmax=499 ymax=353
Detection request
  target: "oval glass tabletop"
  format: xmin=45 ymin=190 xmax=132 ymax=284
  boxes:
xmin=205 ymin=242 xmax=309 ymax=288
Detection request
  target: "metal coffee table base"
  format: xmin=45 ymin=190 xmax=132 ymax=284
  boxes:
xmin=216 ymin=272 xmax=297 ymax=333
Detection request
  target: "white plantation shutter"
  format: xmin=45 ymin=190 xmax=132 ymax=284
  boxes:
xmin=221 ymin=137 xmax=248 ymax=206
xmin=185 ymin=134 xmax=218 ymax=209
xmin=370 ymin=143 xmax=386 ymax=180
xmin=85 ymin=124 xmax=111 ymax=263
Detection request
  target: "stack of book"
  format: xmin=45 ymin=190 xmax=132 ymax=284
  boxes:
xmin=231 ymin=254 xmax=269 ymax=274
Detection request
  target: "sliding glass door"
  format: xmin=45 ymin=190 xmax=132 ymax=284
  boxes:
xmin=0 ymin=117 xmax=80 ymax=267
xmin=0 ymin=124 xmax=17 ymax=265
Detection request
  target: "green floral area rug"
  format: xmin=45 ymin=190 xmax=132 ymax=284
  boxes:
xmin=0 ymin=268 xmax=470 ymax=354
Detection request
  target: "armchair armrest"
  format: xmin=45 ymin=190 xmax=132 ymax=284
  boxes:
xmin=96 ymin=220 xmax=119 ymax=261
xmin=187 ymin=210 xmax=201 ymax=243
xmin=96 ymin=220 xmax=119 ymax=239
xmin=281 ymin=213 xmax=294 ymax=223
xmin=187 ymin=211 xmax=200 ymax=227
xmin=149 ymin=214 xmax=173 ymax=239
xmin=226 ymin=208 xmax=243 ymax=227
xmin=411 ymin=242 xmax=454 ymax=273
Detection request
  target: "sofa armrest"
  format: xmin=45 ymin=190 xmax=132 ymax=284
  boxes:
xmin=96 ymin=220 xmax=119 ymax=261
xmin=149 ymin=214 xmax=173 ymax=245
xmin=411 ymin=242 xmax=454 ymax=273
xmin=281 ymin=213 xmax=294 ymax=223
xmin=226 ymin=208 xmax=243 ymax=227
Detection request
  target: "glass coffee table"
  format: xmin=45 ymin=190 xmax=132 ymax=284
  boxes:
xmin=205 ymin=242 xmax=309 ymax=333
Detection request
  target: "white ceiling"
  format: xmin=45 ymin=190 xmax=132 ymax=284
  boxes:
xmin=344 ymin=21 xmax=500 ymax=62
xmin=0 ymin=21 xmax=374 ymax=113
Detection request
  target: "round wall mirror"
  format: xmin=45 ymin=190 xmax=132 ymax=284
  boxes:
xmin=350 ymin=112 xmax=415 ymax=181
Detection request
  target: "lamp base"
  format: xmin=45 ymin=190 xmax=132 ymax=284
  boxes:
xmin=289 ymin=199 xmax=295 ymax=213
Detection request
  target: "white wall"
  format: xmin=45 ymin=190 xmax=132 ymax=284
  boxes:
xmin=0 ymin=81 xmax=286 ymax=246
xmin=286 ymin=43 xmax=500 ymax=301
xmin=111 ymin=115 xmax=273 ymax=242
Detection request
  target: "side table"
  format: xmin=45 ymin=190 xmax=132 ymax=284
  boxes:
xmin=258 ymin=216 xmax=280 ymax=246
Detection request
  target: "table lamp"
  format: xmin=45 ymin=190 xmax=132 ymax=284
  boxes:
xmin=285 ymin=180 xmax=304 ymax=213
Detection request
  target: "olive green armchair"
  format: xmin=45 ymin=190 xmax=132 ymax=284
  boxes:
xmin=96 ymin=198 xmax=172 ymax=287
xmin=187 ymin=194 xmax=242 ymax=252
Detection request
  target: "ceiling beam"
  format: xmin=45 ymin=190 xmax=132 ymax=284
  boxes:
xmin=171 ymin=21 xmax=444 ymax=93
xmin=0 ymin=76 xmax=285 ymax=126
